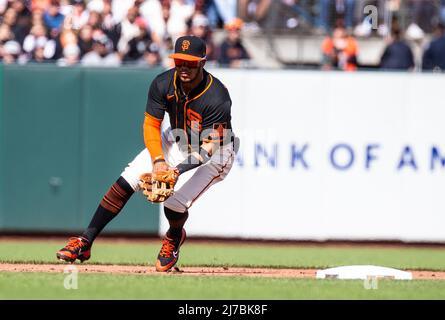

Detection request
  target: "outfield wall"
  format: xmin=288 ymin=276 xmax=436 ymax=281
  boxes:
xmin=1 ymin=65 xmax=444 ymax=241
xmin=0 ymin=64 xmax=160 ymax=233
xmin=164 ymin=69 xmax=445 ymax=242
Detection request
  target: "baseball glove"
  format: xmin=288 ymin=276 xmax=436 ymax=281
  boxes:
xmin=139 ymin=169 xmax=179 ymax=203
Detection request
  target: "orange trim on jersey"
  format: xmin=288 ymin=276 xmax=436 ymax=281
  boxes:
xmin=183 ymin=74 xmax=214 ymax=144
xmin=173 ymin=71 xmax=178 ymax=91
xmin=192 ymin=74 xmax=213 ymax=103
xmin=184 ymin=74 xmax=213 ymax=106
xmin=173 ymin=72 xmax=179 ymax=129
xmin=143 ymin=113 xmax=164 ymax=162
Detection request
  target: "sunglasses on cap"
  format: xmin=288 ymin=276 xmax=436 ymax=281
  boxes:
xmin=174 ymin=59 xmax=201 ymax=69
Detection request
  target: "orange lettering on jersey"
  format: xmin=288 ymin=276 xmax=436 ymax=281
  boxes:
xmin=186 ymin=109 xmax=202 ymax=132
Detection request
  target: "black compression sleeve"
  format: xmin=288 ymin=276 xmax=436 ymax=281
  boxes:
xmin=176 ymin=151 xmax=212 ymax=175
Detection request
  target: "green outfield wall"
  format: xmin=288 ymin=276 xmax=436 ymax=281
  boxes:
xmin=0 ymin=64 xmax=163 ymax=234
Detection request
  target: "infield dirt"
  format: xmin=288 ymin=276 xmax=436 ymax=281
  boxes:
xmin=0 ymin=263 xmax=444 ymax=280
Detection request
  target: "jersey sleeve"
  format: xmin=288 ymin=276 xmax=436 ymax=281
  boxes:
xmin=145 ymin=77 xmax=166 ymax=120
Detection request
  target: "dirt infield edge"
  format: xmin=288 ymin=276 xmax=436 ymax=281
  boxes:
xmin=0 ymin=263 xmax=444 ymax=280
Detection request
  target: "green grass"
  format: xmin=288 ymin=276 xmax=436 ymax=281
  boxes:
xmin=1 ymin=272 xmax=445 ymax=300
xmin=0 ymin=240 xmax=445 ymax=270
xmin=1 ymin=239 xmax=445 ymax=300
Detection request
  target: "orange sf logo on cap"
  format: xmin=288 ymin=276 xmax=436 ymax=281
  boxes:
xmin=181 ymin=40 xmax=190 ymax=51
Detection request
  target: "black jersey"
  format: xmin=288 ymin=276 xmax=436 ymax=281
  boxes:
xmin=145 ymin=68 xmax=233 ymax=151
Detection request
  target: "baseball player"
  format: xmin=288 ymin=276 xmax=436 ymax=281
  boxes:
xmin=57 ymin=35 xmax=237 ymax=272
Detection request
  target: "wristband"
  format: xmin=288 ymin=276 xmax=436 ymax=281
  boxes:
xmin=153 ymin=157 xmax=166 ymax=165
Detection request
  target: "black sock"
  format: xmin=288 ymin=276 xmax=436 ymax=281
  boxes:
xmin=82 ymin=207 xmax=115 ymax=243
xmin=82 ymin=177 xmax=134 ymax=243
xmin=164 ymin=207 xmax=189 ymax=239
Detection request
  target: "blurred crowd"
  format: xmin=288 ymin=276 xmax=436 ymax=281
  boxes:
xmin=0 ymin=0 xmax=444 ymax=71
xmin=243 ymin=0 xmax=445 ymax=38
xmin=239 ymin=0 xmax=445 ymax=72
xmin=0 ymin=0 xmax=251 ymax=67
xmin=319 ymin=2 xmax=445 ymax=72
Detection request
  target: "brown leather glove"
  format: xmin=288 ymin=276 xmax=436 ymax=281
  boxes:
xmin=139 ymin=168 xmax=179 ymax=203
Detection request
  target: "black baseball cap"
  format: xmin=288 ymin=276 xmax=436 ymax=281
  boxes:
xmin=169 ymin=35 xmax=206 ymax=61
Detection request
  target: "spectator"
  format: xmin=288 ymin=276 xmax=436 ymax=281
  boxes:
xmin=422 ymin=23 xmax=445 ymax=71
xmin=57 ymin=42 xmax=80 ymax=65
xmin=2 ymin=39 xmax=21 ymax=63
xmin=168 ymin=0 xmax=195 ymax=38
xmin=10 ymin=0 xmax=33 ymax=44
xmin=322 ymin=25 xmax=358 ymax=71
xmin=206 ymin=0 xmax=237 ymax=28
xmin=0 ymin=23 xmax=15 ymax=60
xmin=22 ymin=21 xmax=58 ymax=61
xmin=238 ymin=0 xmax=271 ymax=30
xmin=86 ymin=9 xmax=102 ymax=31
xmin=379 ymin=26 xmax=414 ymax=70
xmin=189 ymin=13 xmax=216 ymax=61
xmin=137 ymin=41 xmax=161 ymax=67
xmin=140 ymin=0 xmax=194 ymax=46
xmin=110 ymin=0 xmax=135 ymax=23
xmin=0 ymin=23 xmax=14 ymax=45
xmin=140 ymin=0 xmax=166 ymax=45
xmin=281 ymin=0 xmax=315 ymax=29
xmin=117 ymin=5 xmax=140 ymax=55
xmin=31 ymin=8 xmax=45 ymax=26
xmin=101 ymin=0 xmax=121 ymax=50
xmin=29 ymin=42 xmax=48 ymax=62
xmin=217 ymin=17 xmax=251 ymax=68
xmin=60 ymin=28 xmax=77 ymax=49
xmin=159 ymin=33 xmax=174 ymax=67
xmin=22 ymin=23 xmax=49 ymax=55
xmin=81 ymin=33 xmax=120 ymax=66
xmin=11 ymin=1 xmax=32 ymax=22
xmin=43 ymin=0 xmax=65 ymax=33
xmin=32 ymin=0 xmax=50 ymax=11
xmin=77 ymin=23 xmax=93 ymax=56
xmin=193 ymin=0 xmax=207 ymax=16
xmin=408 ymin=0 xmax=436 ymax=34
xmin=86 ymin=0 xmax=105 ymax=14
xmin=3 ymin=6 xmax=30 ymax=47
xmin=318 ymin=0 xmax=356 ymax=34
xmin=43 ymin=27 xmax=76 ymax=61
xmin=123 ymin=16 xmax=153 ymax=62
xmin=101 ymin=0 xmax=114 ymax=26
xmin=60 ymin=0 xmax=74 ymax=15
xmin=3 ymin=9 xmax=19 ymax=38
xmin=68 ymin=0 xmax=89 ymax=31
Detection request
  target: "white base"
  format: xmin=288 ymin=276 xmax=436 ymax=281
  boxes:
xmin=316 ymin=265 xmax=412 ymax=280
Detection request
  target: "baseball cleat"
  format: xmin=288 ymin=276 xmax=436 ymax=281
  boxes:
xmin=155 ymin=229 xmax=186 ymax=272
xmin=56 ymin=236 xmax=91 ymax=263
